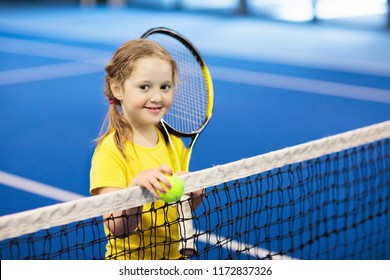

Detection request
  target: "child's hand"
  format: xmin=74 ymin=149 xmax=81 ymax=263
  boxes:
xmin=130 ymin=164 xmax=173 ymax=199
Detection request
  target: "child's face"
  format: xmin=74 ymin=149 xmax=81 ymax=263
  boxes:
xmin=113 ymin=57 xmax=174 ymax=129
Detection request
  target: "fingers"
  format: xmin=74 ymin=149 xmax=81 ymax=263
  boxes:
xmin=145 ymin=177 xmax=164 ymax=199
xmin=159 ymin=164 xmax=173 ymax=176
xmin=131 ymin=167 xmax=174 ymax=200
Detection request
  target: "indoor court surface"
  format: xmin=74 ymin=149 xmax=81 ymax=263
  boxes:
xmin=0 ymin=4 xmax=390 ymax=256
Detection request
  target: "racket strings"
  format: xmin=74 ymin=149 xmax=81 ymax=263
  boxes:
xmin=146 ymin=34 xmax=210 ymax=134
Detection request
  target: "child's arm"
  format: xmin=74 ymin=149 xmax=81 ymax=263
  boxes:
xmin=95 ymin=165 xmax=174 ymax=238
xmin=176 ymin=171 xmax=204 ymax=210
xmin=96 ymin=186 xmax=142 ymax=238
xmin=189 ymin=189 xmax=205 ymax=210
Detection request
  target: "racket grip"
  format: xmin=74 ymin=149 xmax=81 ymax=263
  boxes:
xmin=178 ymin=194 xmax=197 ymax=257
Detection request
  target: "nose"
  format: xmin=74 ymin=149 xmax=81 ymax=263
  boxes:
xmin=149 ymin=89 xmax=163 ymax=103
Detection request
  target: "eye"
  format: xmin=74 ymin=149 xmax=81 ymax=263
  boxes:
xmin=139 ymin=84 xmax=150 ymax=91
xmin=161 ymin=84 xmax=172 ymax=92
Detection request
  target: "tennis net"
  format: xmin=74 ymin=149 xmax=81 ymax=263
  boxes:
xmin=0 ymin=121 xmax=389 ymax=260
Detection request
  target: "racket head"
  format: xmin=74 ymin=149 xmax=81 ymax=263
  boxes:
xmin=141 ymin=27 xmax=214 ymax=137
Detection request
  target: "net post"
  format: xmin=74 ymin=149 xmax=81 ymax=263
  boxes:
xmin=177 ymin=194 xmax=197 ymax=258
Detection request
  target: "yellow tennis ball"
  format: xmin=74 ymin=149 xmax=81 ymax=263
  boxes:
xmin=157 ymin=174 xmax=185 ymax=203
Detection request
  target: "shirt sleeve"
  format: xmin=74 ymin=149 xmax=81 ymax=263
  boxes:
xmin=89 ymin=144 xmax=128 ymax=195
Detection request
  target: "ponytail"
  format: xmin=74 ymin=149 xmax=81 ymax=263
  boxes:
xmin=96 ymin=84 xmax=133 ymax=160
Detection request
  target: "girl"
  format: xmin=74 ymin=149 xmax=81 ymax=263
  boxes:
xmin=90 ymin=39 xmax=201 ymax=260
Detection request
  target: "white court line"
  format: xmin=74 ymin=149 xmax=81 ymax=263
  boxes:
xmin=0 ymin=36 xmax=389 ymax=104
xmin=0 ymin=59 xmax=107 ymax=86
xmin=1 ymin=60 xmax=389 ymax=104
xmin=0 ymin=37 xmax=112 ymax=60
xmin=197 ymin=230 xmax=297 ymax=260
xmin=3 ymin=36 xmax=390 ymax=78
xmin=0 ymin=170 xmax=85 ymax=202
xmin=202 ymin=45 xmax=390 ymax=78
xmin=211 ymin=65 xmax=390 ymax=104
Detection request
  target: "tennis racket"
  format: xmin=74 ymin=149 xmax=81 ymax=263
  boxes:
xmin=141 ymin=27 xmax=214 ymax=257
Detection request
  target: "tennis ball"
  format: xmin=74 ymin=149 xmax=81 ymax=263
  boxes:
xmin=156 ymin=174 xmax=184 ymax=203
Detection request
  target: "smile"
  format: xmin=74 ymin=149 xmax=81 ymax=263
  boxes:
xmin=144 ymin=106 xmax=162 ymax=111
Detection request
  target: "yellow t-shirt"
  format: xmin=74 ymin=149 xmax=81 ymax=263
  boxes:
xmin=90 ymin=128 xmax=186 ymax=260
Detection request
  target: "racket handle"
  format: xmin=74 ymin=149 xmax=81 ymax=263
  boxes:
xmin=178 ymin=194 xmax=197 ymax=258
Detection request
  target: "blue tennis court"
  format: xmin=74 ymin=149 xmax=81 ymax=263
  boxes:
xmin=0 ymin=4 xmax=390 ymax=259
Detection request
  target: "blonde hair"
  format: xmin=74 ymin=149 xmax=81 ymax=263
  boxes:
xmin=97 ymin=39 xmax=178 ymax=159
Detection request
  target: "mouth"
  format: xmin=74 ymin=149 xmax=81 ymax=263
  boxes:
xmin=144 ymin=106 xmax=162 ymax=112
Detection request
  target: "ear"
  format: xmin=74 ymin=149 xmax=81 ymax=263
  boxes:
xmin=110 ymin=80 xmax=124 ymax=101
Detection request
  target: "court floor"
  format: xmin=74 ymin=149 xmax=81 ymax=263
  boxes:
xmin=0 ymin=5 xmax=389 ymax=219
